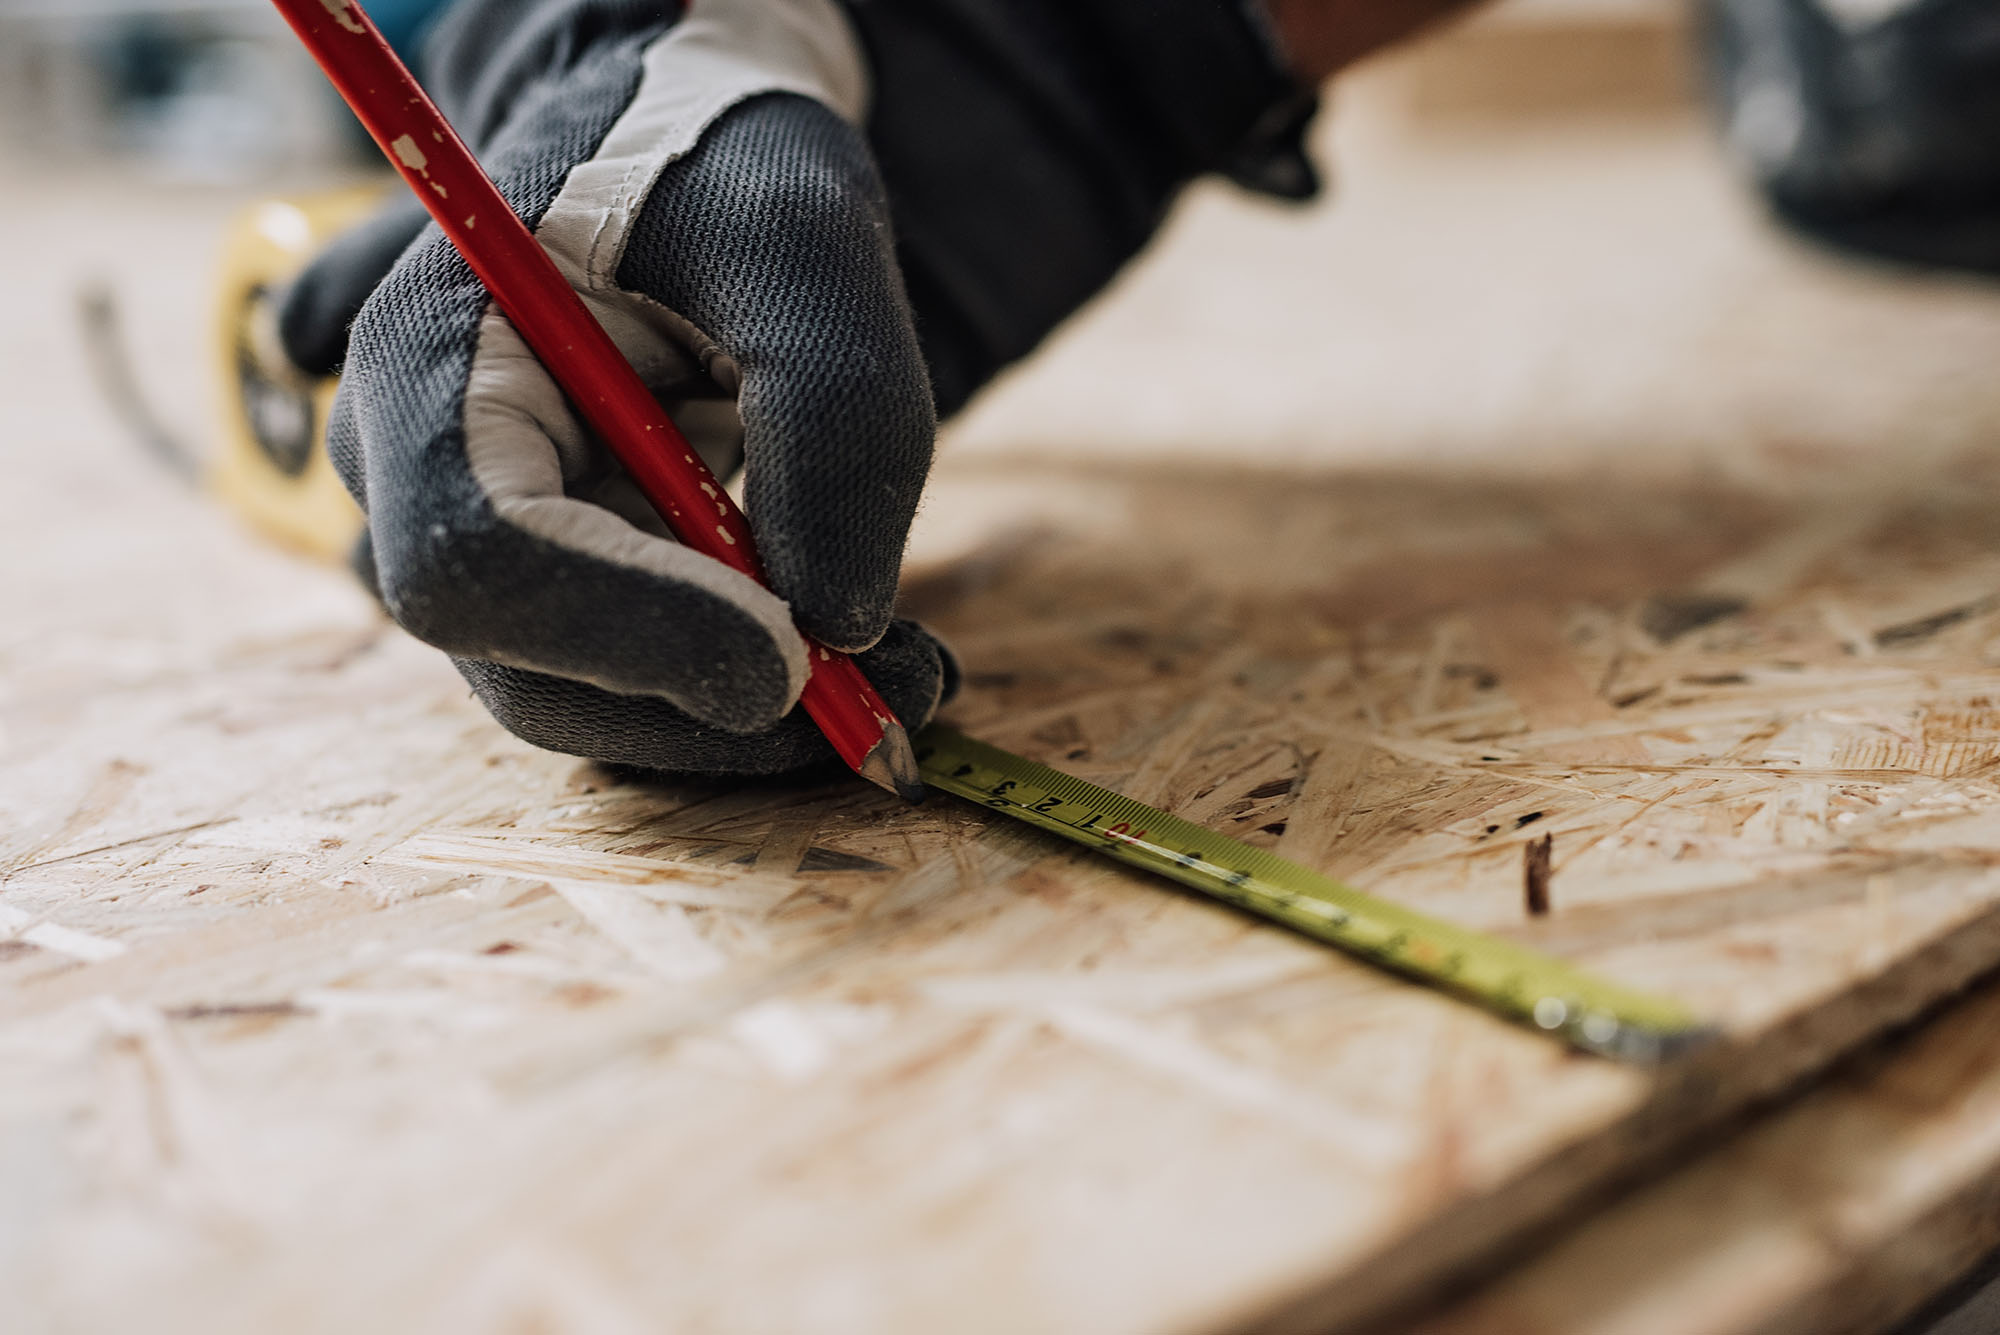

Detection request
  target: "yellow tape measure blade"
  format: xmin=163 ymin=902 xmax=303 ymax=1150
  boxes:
xmin=913 ymin=725 xmax=1713 ymax=1064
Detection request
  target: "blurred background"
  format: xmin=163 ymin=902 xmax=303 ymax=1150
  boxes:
xmin=0 ymin=0 xmax=1992 ymax=493
xmin=2 ymin=0 xmax=1998 ymax=759
xmin=0 ymin=0 xmax=447 ymax=174
xmin=2 ymin=0 xmax=1993 ymax=552
xmin=0 ymin=1 xmax=334 ymax=178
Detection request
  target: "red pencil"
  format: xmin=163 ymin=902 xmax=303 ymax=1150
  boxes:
xmin=268 ymin=0 xmax=925 ymax=801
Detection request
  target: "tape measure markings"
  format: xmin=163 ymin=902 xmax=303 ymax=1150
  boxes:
xmin=914 ymin=724 xmax=1712 ymax=1063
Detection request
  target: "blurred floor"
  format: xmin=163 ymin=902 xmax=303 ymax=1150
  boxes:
xmin=3 ymin=16 xmax=1997 ymax=564
xmin=944 ymin=49 xmax=2000 ymax=482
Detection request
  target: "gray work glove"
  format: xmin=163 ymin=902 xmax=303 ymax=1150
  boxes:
xmin=280 ymin=0 xmax=1316 ymax=777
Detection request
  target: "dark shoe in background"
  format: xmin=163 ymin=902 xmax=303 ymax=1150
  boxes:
xmin=1699 ymin=0 xmax=2000 ymax=274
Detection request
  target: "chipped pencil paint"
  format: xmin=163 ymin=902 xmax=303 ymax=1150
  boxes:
xmin=389 ymin=133 xmax=449 ymax=198
xmin=318 ymin=0 xmax=366 ymax=34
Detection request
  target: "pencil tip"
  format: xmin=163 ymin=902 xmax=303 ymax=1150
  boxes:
xmin=858 ymin=725 xmax=927 ymax=804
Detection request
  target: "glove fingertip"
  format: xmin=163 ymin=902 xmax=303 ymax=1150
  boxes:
xmin=790 ymin=591 xmax=898 ymax=656
xmin=855 ymin=619 xmax=953 ymax=730
xmin=276 ymin=199 xmax=433 ymax=376
xmin=927 ymin=626 xmax=962 ymax=708
xmin=275 ymin=269 xmax=354 ymax=379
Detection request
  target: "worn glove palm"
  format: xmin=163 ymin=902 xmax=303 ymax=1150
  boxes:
xmin=282 ymin=0 xmax=1315 ymax=776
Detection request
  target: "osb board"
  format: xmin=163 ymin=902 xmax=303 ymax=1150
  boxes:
xmin=1413 ymin=955 xmax=2000 ymax=1335
xmin=14 ymin=435 xmax=2000 ymax=1333
xmin=10 ymin=73 xmax=2000 ymax=1335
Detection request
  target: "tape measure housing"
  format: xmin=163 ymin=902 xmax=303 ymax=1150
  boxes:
xmin=211 ymin=189 xmax=379 ymax=562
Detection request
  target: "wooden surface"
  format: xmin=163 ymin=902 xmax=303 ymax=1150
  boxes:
xmin=1416 ymin=960 xmax=2000 ymax=1335
xmin=7 ymin=46 xmax=2000 ymax=1335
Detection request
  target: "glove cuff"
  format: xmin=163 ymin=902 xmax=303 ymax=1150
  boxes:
xmin=535 ymin=0 xmax=871 ymax=296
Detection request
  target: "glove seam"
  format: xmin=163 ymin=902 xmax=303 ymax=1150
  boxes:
xmin=457 ymin=313 xmax=812 ymax=715
xmin=538 ymin=0 xmax=872 ymax=295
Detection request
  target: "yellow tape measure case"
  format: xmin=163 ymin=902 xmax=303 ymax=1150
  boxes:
xmin=212 ymin=189 xmax=380 ymax=562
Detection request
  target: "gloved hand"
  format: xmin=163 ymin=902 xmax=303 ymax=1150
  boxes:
xmin=281 ymin=0 xmax=1317 ymax=777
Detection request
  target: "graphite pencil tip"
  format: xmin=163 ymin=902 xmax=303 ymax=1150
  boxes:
xmin=858 ymin=724 xmax=928 ymax=804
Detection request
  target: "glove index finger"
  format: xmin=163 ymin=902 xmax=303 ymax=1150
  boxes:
xmin=616 ymin=94 xmax=937 ymax=654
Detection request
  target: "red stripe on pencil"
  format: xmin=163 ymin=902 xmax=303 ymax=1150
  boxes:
xmin=268 ymin=0 xmax=925 ymax=801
